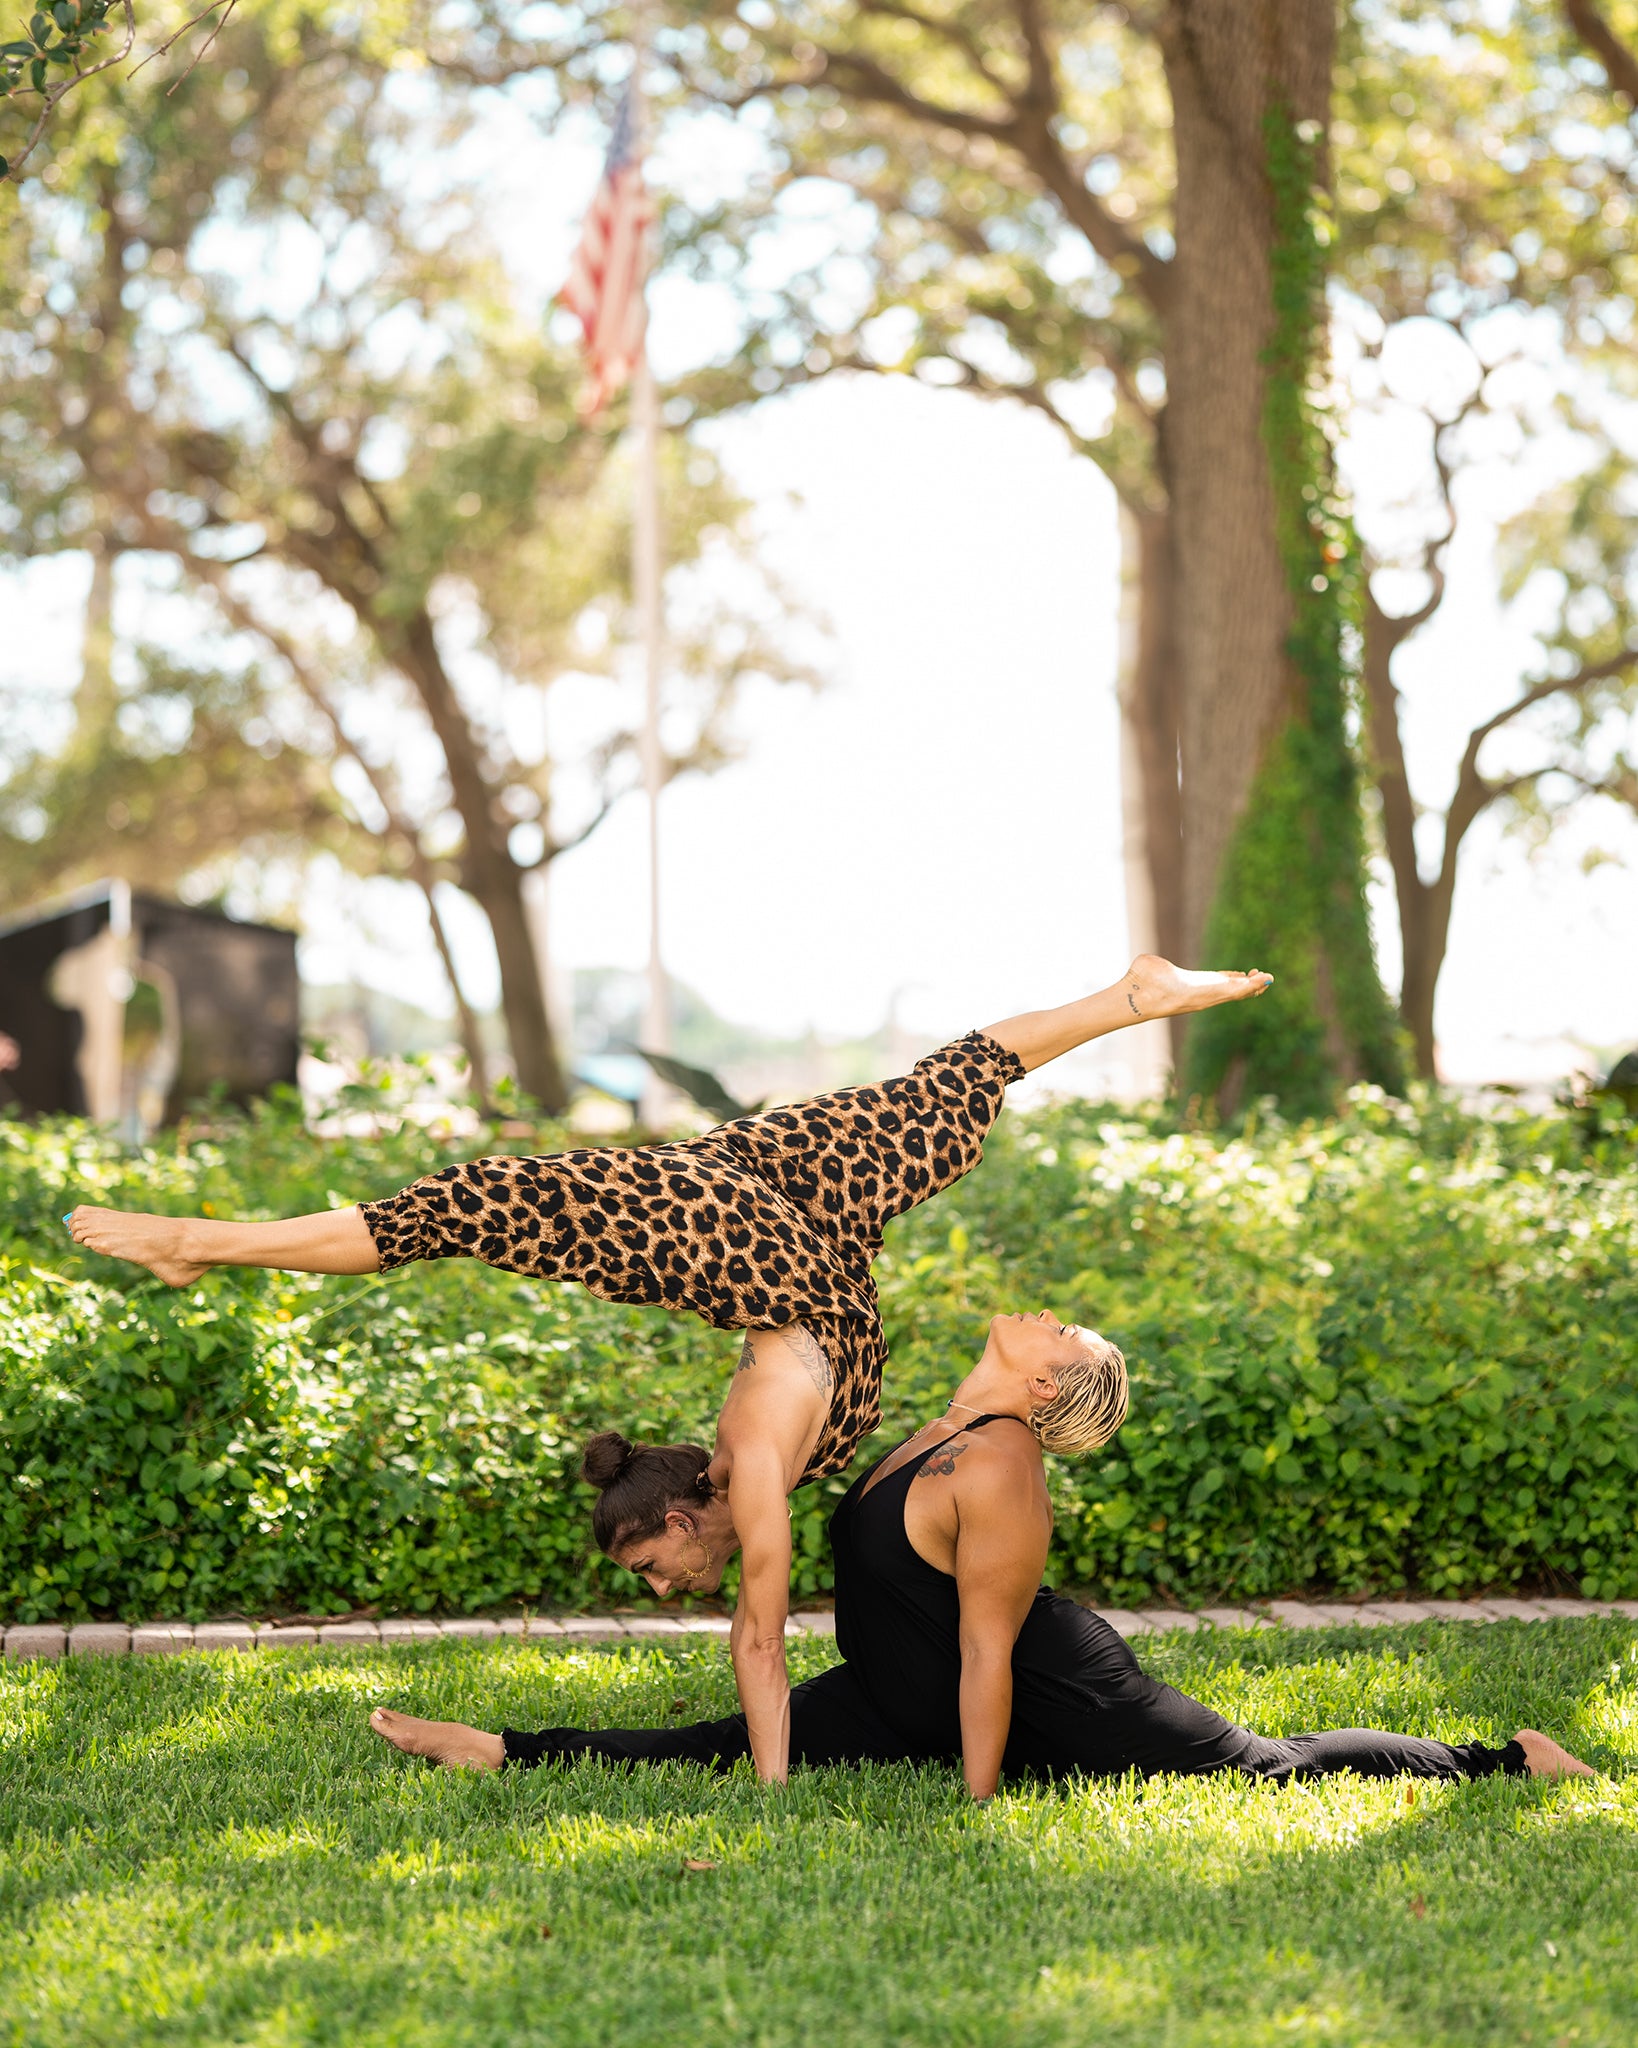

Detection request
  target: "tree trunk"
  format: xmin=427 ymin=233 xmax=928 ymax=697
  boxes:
xmin=415 ymin=865 xmax=492 ymax=1108
xmin=1160 ymin=0 xmax=1332 ymax=957
xmin=76 ymin=166 xmax=126 ymax=745
xmin=391 ymin=611 xmax=568 ymax=1113
xmin=1361 ymin=583 xmax=1438 ymax=1076
xmin=76 ymin=546 xmax=117 ymax=739
xmin=1117 ymin=500 xmax=1186 ymax=1078
xmin=1159 ymin=0 xmax=1402 ymax=1112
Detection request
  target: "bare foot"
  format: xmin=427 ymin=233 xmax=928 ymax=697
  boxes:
xmin=1123 ymin=956 xmax=1273 ymax=1022
xmin=64 ymin=1206 xmax=208 ymax=1286
xmin=370 ymin=1707 xmax=505 ymax=1772
xmin=1512 ymin=1728 xmax=1595 ymax=1780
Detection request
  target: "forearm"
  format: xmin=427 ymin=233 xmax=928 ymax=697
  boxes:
xmin=731 ymin=1628 xmax=791 ymax=1783
xmin=958 ymin=1647 xmax=1014 ymax=1800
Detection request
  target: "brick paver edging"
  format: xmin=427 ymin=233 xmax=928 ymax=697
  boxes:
xmin=5 ymin=1598 xmax=1638 ymax=1661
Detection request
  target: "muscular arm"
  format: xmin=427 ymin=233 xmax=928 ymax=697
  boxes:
xmin=949 ymin=1449 xmax=1051 ymax=1800
xmin=726 ymin=1443 xmax=794 ymax=1783
xmin=713 ymin=1324 xmax=830 ymax=1785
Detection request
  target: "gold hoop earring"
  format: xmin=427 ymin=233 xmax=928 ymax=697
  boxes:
xmin=676 ymin=1534 xmax=712 ymax=1586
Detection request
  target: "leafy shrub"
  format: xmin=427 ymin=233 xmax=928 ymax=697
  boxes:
xmin=3 ymin=1081 xmax=1635 ymax=1621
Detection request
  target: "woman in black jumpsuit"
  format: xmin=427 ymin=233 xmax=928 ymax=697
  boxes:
xmin=498 ymin=1417 xmax=1537 ymax=1787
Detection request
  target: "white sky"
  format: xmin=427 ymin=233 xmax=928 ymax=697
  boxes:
xmin=7 ymin=85 xmax=1638 ymax=1092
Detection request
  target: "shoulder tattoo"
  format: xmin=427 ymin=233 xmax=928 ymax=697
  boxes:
xmin=916 ymin=1442 xmax=969 ymax=1479
xmin=737 ymin=1325 xmax=835 ymax=1397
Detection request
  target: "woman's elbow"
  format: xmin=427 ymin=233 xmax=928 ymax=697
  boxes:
xmin=959 ymin=1630 xmax=1016 ymax=1670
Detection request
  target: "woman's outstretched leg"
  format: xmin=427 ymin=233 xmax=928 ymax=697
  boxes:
xmin=64 ymin=1132 xmax=851 ymax=1326
xmin=64 ymin=1204 xmax=379 ymax=1286
xmin=66 ymin=955 xmax=1273 ymax=1294
xmin=371 ymin=1665 xmax=915 ymax=1776
xmin=1234 ymin=1724 xmax=1593 ymax=1784
xmin=982 ymin=955 xmax=1271 ymax=1074
xmin=371 ymin=1705 xmax=747 ymax=1773
xmin=369 ymin=1707 xmax=746 ymax=1775
xmin=714 ymin=955 xmax=1274 ymax=1256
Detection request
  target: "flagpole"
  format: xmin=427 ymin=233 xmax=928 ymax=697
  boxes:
xmin=630 ymin=5 xmax=670 ymax=1117
xmin=634 ymin=348 xmax=667 ymax=1083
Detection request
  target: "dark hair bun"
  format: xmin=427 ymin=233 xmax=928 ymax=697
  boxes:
xmin=581 ymin=1430 xmax=635 ymax=1489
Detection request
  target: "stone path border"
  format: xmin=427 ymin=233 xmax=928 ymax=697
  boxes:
xmin=5 ymin=1598 xmax=1637 ymax=1661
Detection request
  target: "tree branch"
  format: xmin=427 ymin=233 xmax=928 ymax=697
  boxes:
xmin=1464 ymin=645 xmax=1638 ymax=760
xmin=543 ymin=789 xmax=619 ymax=862
xmin=856 ymin=0 xmax=1014 ymax=98
xmin=1562 ymin=0 xmax=1638 ymax=109
xmin=216 ymin=332 xmax=393 ymax=563
xmin=1012 ymin=0 xmax=1057 ymax=117
xmin=201 ymin=576 xmax=493 ymax=1100
xmin=1361 ymin=579 xmax=1427 ymax=891
xmin=813 ymin=45 xmax=1014 ymax=139
xmin=1 ymin=0 xmax=135 ymax=186
xmin=1432 ymin=644 xmax=1638 ymax=902
xmin=812 ymin=38 xmax=1172 ymax=311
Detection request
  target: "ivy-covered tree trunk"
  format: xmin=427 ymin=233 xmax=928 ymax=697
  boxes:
xmin=1159 ymin=0 xmax=1403 ymax=1113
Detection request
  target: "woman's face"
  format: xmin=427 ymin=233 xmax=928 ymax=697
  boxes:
xmin=613 ymin=1509 xmax=731 ymax=1599
xmin=989 ymin=1307 xmax=1101 ymax=1381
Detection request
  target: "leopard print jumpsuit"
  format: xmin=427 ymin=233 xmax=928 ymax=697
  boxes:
xmin=358 ymin=1031 xmax=1024 ymax=1483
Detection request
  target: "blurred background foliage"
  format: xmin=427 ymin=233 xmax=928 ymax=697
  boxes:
xmin=2 ymin=0 xmax=816 ymax=1112
xmin=4 ymin=1084 xmax=1635 ymax=1622
xmin=6 ymin=0 xmax=1638 ymax=1112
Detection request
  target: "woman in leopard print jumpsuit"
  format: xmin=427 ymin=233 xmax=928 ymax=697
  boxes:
xmin=357 ymin=1026 xmax=1016 ymax=1486
xmin=67 ymin=957 xmax=1272 ymax=1780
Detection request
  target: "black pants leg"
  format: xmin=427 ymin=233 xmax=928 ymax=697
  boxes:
xmin=501 ymin=1663 xmax=928 ymax=1775
xmin=1231 ymin=1728 xmax=1527 ymax=1783
xmin=1003 ymin=1617 xmax=1529 ymax=1786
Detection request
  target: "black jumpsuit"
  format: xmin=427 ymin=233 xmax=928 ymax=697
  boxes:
xmin=502 ymin=1417 xmax=1525 ymax=1785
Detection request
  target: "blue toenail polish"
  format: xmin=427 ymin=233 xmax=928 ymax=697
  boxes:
xmin=63 ymin=1212 xmax=73 ymax=1223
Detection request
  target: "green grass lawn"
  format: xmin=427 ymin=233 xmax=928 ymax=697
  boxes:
xmin=3 ymin=1622 xmax=1634 ymax=2048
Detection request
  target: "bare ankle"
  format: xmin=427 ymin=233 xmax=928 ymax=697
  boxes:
xmin=175 ymin=1217 xmax=211 ymax=1268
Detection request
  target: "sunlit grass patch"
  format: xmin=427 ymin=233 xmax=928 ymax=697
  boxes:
xmin=1 ymin=1623 xmax=1635 ymax=2047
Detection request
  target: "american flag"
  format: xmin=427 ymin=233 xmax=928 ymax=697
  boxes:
xmin=560 ymin=79 xmax=655 ymax=419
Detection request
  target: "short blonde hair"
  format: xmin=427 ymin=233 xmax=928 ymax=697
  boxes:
xmin=1030 ymin=1335 xmax=1129 ymax=1456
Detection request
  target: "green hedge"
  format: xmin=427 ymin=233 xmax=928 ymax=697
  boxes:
xmin=3 ymin=1079 xmax=1636 ymax=1622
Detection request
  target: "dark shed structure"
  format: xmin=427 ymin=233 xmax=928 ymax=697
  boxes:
xmin=0 ymin=881 xmax=299 ymax=1126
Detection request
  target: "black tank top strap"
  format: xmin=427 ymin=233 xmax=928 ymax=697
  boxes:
xmin=849 ymin=1411 xmax=1032 ymax=1509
